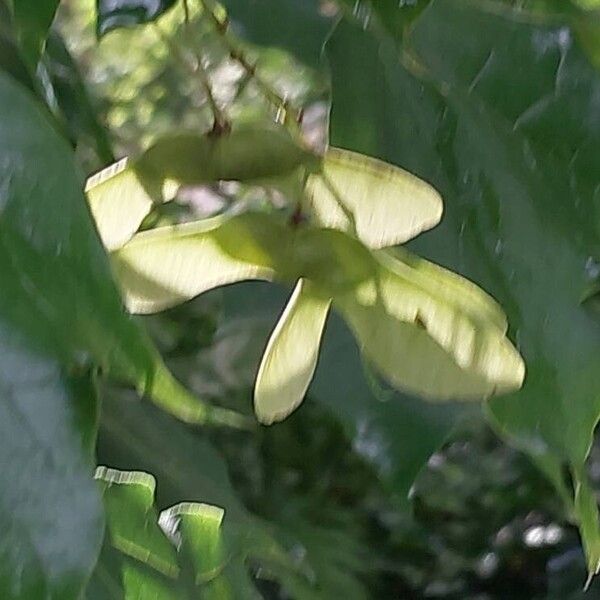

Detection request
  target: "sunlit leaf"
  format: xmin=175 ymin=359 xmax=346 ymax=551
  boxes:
xmin=305 ymin=147 xmax=443 ymax=248
xmin=289 ymin=226 xmax=377 ymax=295
xmin=95 ymin=467 xmax=236 ymax=598
xmin=254 ymin=278 xmax=331 ymax=424
xmin=112 ymin=213 xmax=282 ymax=314
xmin=95 ymin=401 xmax=319 ymax=598
xmin=96 ymin=467 xmax=180 ymax=579
xmin=164 ymin=503 xmax=233 ymax=597
xmin=114 ymin=204 xmax=522 ymax=407
xmin=573 ymin=0 xmax=600 ymax=9
xmin=88 ymin=124 xmax=318 ymax=252
xmin=137 ymin=123 xmax=319 ymax=186
xmin=337 ymin=251 xmax=524 ymax=401
xmin=223 ymin=281 xmax=469 ymax=502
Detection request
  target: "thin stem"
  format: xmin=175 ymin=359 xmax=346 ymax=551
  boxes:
xmin=198 ymin=0 xmax=301 ymax=124
xmin=154 ymin=20 xmax=229 ymax=132
xmin=195 ymin=52 xmax=229 ymax=132
xmin=181 ymin=1 xmax=228 ymax=131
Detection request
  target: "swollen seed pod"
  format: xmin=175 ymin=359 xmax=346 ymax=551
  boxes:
xmin=136 ymin=122 xmax=320 ymax=185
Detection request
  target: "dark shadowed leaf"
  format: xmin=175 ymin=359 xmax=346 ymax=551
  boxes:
xmin=0 ymin=1 xmax=37 ymax=92
xmin=327 ymin=1 xmax=600 ymax=572
xmin=221 ymin=0 xmax=333 ymax=68
xmin=96 ymin=0 xmax=179 ymax=36
xmin=0 ymin=69 xmax=244 ymax=597
xmin=84 ymin=535 xmax=126 ymax=600
xmin=42 ymin=31 xmax=114 ymax=165
xmin=12 ymin=0 xmax=59 ymax=67
xmin=0 ymin=332 xmax=103 ymax=599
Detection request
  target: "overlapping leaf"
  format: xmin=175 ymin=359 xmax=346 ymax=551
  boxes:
xmin=95 ymin=393 xmax=358 ymax=598
xmin=222 ymin=281 xmax=469 ymax=502
xmin=93 ymin=467 xmax=235 ymax=599
xmin=0 ymin=67 xmax=252 ymax=598
xmin=0 ymin=334 xmax=103 ymax=600
xmin=86 ymin=157 xmax=168 ymax=251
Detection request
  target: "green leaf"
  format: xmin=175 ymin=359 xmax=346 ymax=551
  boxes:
xmin=0 ymin=64 xmax=246 ymax=598
xmin=0 ymin=333 xmax=103 ymax=599
xmin=42 ymin=31 xmax=115 ymax=165
xmin=112 ymin=214 xmax=280 ymax=314
xmin=96 ymin=394 xmax=330 ymax=597
xmin=87 ymin=124 xmax=316 ymax=252
xmin=96 ymin=0 xmax=179 ymax=36
xmin=110 ymin=211 xmax=381 ymax=313
xmin=0 ymin=1 xmax=37 ymax=92
xmin=337 ymin=251 xmax=524 ymax=401
xmin=573 ymin=0 xmax=600 ymax=9
xmin=305 ymin=147 xmax=443 ymax=248
xmin=96 ymin=468 xmax=180 ymax=579
xmin=254 ymin=278 xmax=331 ymax=424
xmin=572 ymin=465 xmax=600 ymax=579
xmin=114 ymin=208 xmax=521 ymax=406
xmin=96 ymin=467 xmax=233 ymax=600
xmin=221 ymin=0 xmax=333 ymax=68
xmin=0 ymin=70 xmax=239 ymax=427
xmin=84 ymin=536 xmax=126 ymax=599
xmin=13 ymin=0 xmax=59 ymax=68
xmin=327 ymin=0 xmax=600 ymax=572
xmin=164 ymin=503 xmax=233 ymax=597
xmin=137 ymin=123 xmax=319 ymax=186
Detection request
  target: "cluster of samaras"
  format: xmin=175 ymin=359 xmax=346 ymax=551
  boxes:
xmin=87 ymin=121 xmax=524 ymax=424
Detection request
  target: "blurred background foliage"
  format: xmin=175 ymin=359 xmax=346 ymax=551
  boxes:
xmin=47 ymin=0 xmax=600 ymax=596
